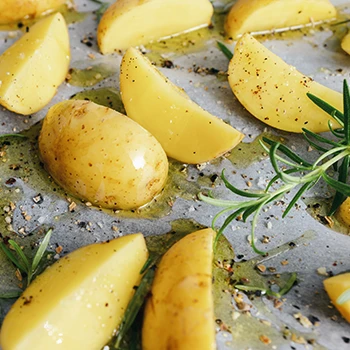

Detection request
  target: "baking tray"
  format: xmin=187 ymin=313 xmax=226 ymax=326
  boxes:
xmin=0 ymin=0 xmax=349 ymax=349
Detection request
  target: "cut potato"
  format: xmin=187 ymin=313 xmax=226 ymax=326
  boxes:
xmin=97 ymin=0 xmax=213 ymax=53
xmin=39 ymin=100 xmax=168 ymax=209
xmin=341 ymin=31 xmax=350 ymax=55
xmin=336 ymin=197 xmax=350 ymax=227
xmin=228 ymin=34 xmax=343 ymax=133
xmin=0 ymin=13 xmax=70 ymax=115
xmin=0 ymin=234 xmax=149 ymax=349
xmin=142 ymin=228 xmax=216 ymax=350
xmin=225 ymin=0 xmax=336 ymax=40
xmin=324 ymin=273 xmax=350 ymax=323
xmin=0 ymin=0 xmax=67 ymax=24
xmin=120 ymin=47 xmax=244 ymax=164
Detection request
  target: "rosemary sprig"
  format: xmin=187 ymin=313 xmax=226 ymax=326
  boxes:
xmin=0 ymin=228 xmax=53 ymax=290
xmin=109 ymin=231 xmax=189 ymax=349
xmin=113 ymin=269 xmax=155 ymax=348
xmin=235 ymin=272 xmax=297 ymax=298
xmin=199 ymin=80 xmax=350 ymax=254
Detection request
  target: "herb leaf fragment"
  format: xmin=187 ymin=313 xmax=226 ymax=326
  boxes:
xmin=0 ymin=228 xmax=53 ymax=293
xmin=89 ymin=0 xmax=109 ymax=21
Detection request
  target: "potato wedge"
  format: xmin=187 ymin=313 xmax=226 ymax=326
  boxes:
xmin=0 ymin=234 xmax=148 ymax=349
xmin=336 ymin=197 xmax=350 ymax=227
xmin=228 ymin=34 xmax=343 ymax=133
xmin=120 ymin=47 xmax=244 ymax=164
xmin=225 ymin=0 xmax=336 ymax=40
xmin=341 ymin=31 xmax=350 ymax=55
xmin=0 ymin=13 xmax=70 ymax=115
xmin=142 ymin=228 xmax=216 ymax=350
xmin=39 ymin=100 xmax=168 ymax=210
xmin=97 ymin=0 xmax=213 ymax=53
xmin=0 ymin=0 xmax=67 ymax=24
xmin=324 ymin=273 xmax=350 ymax=323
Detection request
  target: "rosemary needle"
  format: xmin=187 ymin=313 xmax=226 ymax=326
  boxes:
xmin=89 ymin=0 xmax=109 ymax=21
xmin=199 ymin=79 xmax=350 ymax=254
xmin=0 ymin=228 xmax=53 ymax=291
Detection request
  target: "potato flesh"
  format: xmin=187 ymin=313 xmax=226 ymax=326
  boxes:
xmin=0 ymin=0 xmax=67 ymax=24
xmin=341 ymin=31 xmax=350 ymax=55
xmin=142 ymin=228 xmax=216 ymax=350
xmin=0 ymin=13 xmax=70 ymax=115
xmin=120 ymin=47 xmax=244 ymax=164
xmin=225 ymin=0 xmax=336 ymax=39
xmin=39 ymin=100 xmax=168 ymax=209
xmin=324 ymin=273 xmax=350 ymax=323
xmin=336 ymin=197 xmax=350 ymax=227
xmin=228 ymin=34 xmax=343 ymax=133
xmin=97 ymin=0 xmax=213 ymax=53
xmin=0 ymin=234 xmax=149 ymax=350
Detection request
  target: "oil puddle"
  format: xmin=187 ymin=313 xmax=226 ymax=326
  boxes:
xmin=227 ymin=132 xmax=283 ymax=169
xmin=70 ymin=87 xmax=126 ymax=113
xmin=66 ymin=62 xmax=118 ymax=87
xmin=144 ymin=8 xmax=227 ymax=66
xmin=115 ymin=160 xmax=215 ymax=219
xmin=0 ymin=3 xmax=86 ymax=32
xmin=213 ymin=231 xmax=325 ymax=349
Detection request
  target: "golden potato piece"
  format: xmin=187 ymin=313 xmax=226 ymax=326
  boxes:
xmin=120 ymin=47 xmax=244 ymax=164
xmin=142 ymin=228 xmax=216 ymax=350
xmin=324 ymin=273 xmax=350 ymax=323
xmin=39 ymin=100 xmax=168 ymax=209
xmin=0 ymin=0 xmax=67 ymax=24
xmin=97 ymin=0 xmax=213 ymax=53
xmin=0 ymin=13 xmax=70 ymax=115
xmin=228 ymin=34 xmax=343 ymax=133
xmin=341 ymin=31 xmax=350 ymax=55
xmin=0 ymin=234 xmax=148 ymax=350
xmin=336 ymin=197 xmax=350 ymax=227
xmin=225 ymin=0 xmax=336 ymax=40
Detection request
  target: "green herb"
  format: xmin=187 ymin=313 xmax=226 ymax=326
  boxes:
xmin=109 ymin=226 xmax=203 ymax=349
xmin=109 ymin=238 xmax=178 ymax=348
xmin=235 ymin=272 xmax=297 ymax=298
xmin=0 ymin=228 xmax=53 ymax=289
xmin=0 ymin=134 xmax=26 ymax=139
xmin=331 ymin=19 xmax=350 ymax=27
xmin=199 ymin=80 xmax=350 ymax=254
xmin=217 ymin=41 xmax=233 ymax=60
xmin=113 ymin=269 xmax=155 ymax=349
xmin=89 ymin=0 xmax=109 ymax=21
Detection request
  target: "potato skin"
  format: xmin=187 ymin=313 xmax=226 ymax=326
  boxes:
xmin=120 ymin=47 xmax=244 ymax=164
xmin=0 ymin=234 xmax=149 ymax=349
xmin=97 ymin=0 xmax=213 ymax=53
xmin=225 ymin=0 xmax=336 ymax=40
xmin=228 ymin=34 xmax=343 ymax=133
xmin=341 ymin=31 xmax=350 ymax=55
xmin=0 ymin=0 xmax=67 ymax=24
xmin=336 ymin=197 xmax=350 ymax=227
xmin=142 ymin=228 xmax=216 ymax=350
xmin=39 ymin=100 xmax=168 ymax=209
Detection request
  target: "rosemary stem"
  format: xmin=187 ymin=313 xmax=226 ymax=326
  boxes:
xmin=312 ymin=147 xmax=349 ymax=168
xmin=300 ymin=149 xmax=350 ymax=183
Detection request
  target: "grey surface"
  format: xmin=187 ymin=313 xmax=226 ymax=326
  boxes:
xmin=0 ymin=0 xmax=350 ymax=349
